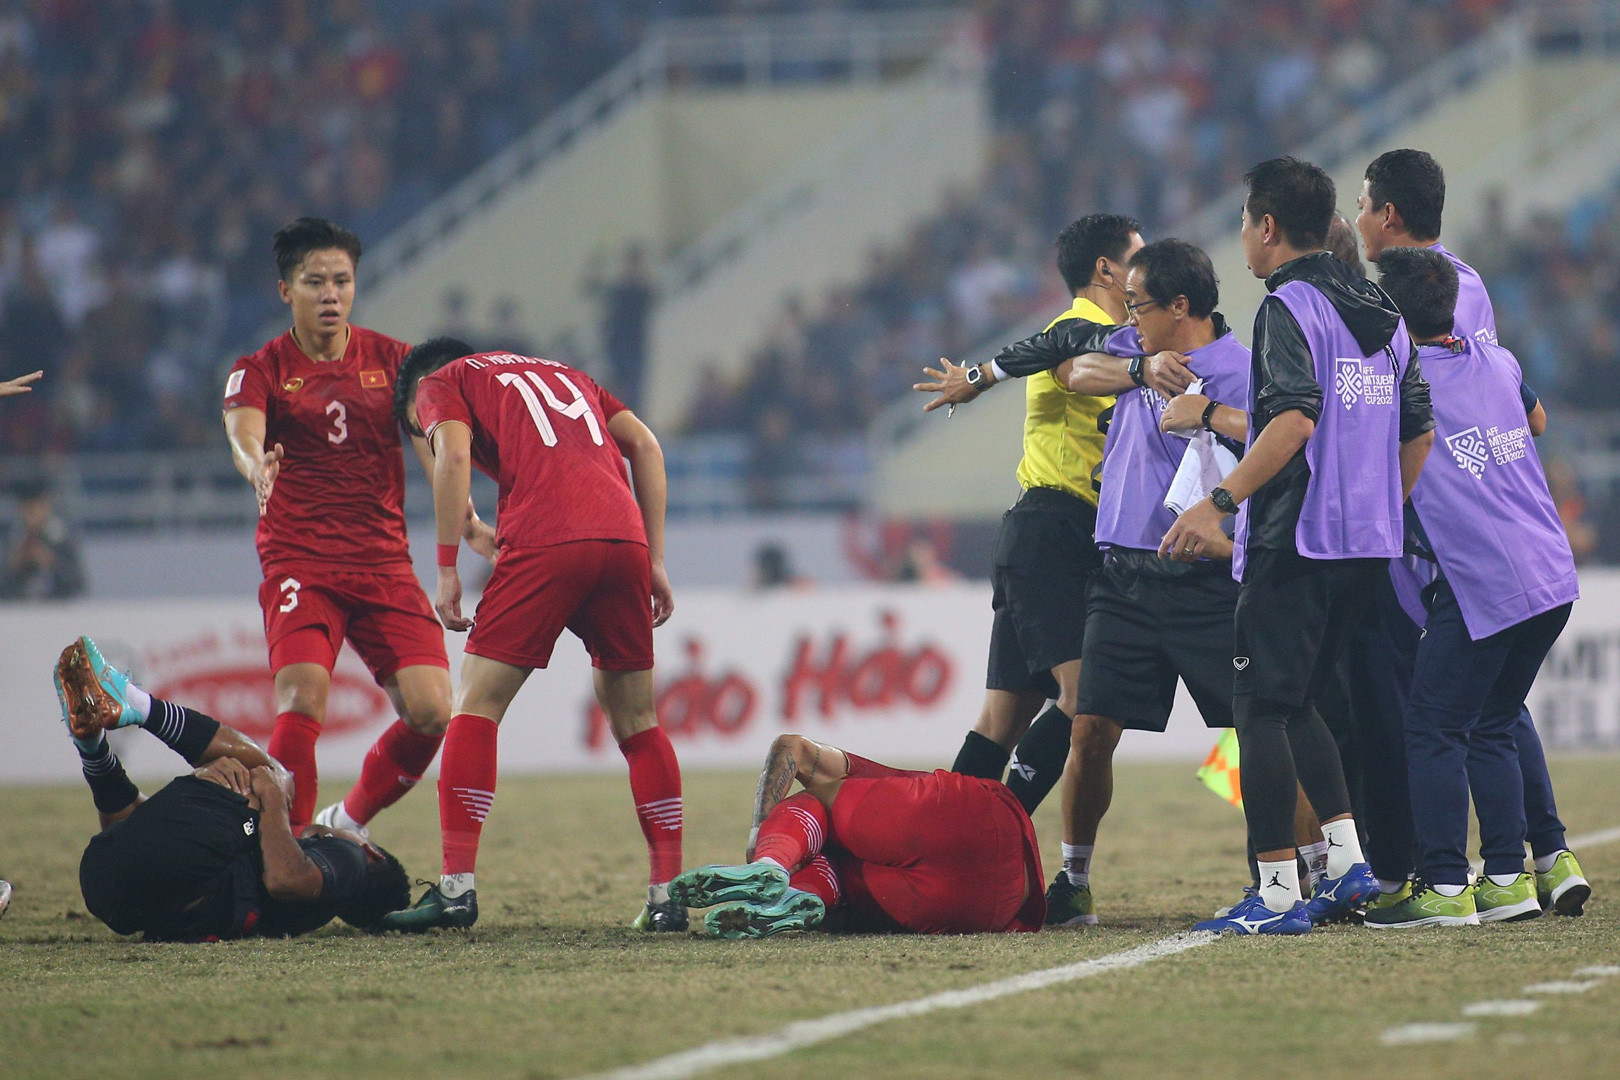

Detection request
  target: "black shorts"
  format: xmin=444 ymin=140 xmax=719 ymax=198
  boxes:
xmin=1074 ymin=548 xmax=1239 ymax=731
xmin=986 ymin=488 xmax=1100 ymax=698
xmin=1233 ymin=548 xmax=1384 ymax=707
xmin=79 ymin=775 xmax=262 ymax=941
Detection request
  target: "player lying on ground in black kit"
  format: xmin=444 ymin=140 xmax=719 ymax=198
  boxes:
xmin=55 ymin=636 xmax=410 ymax=940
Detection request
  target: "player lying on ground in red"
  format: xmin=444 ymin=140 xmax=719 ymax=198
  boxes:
xmin=671 ymin=734 xmax=1046 ymax=937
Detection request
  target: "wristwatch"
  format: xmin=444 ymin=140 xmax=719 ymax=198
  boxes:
xmin=965 ymin=364 xmax=986 ymax=391
xmin=1210 ymin=487 xmax=1238 ymax=515
xmin=1127 ymin=355 xmax=1146 ymax=388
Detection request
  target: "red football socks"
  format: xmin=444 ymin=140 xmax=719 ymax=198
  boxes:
xmin=618 ymin=726 xmax=683 ymax=885
xmin=439 ymin=714 xmax=499 ymax=877
xmin=343 ymin=720 xmax=443 ymax=825
xmin=789 ymin=854 xmax=843 ymax=907
xmin=267 ymin=711 xmax=322 ymax=829
xmin=753 ymin=790 xmax=829 ymax=873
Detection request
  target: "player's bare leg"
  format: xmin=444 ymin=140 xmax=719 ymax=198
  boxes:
xmin=596 ymin=667 xmax=688 ymax=932
xmin=317 ymin=663 xmax=452 ymax=838
xmin=1048 ymin=713 xmax=1123 ymax=927
xmin=268 ymin=661 xmax=331 ymax=829
xmin=385 ymin=653 xmax=526 ymax=932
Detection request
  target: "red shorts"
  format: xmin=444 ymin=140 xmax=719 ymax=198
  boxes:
xmin=466 ymin=540 xmax=653 ymax=671
xmin=827 ymin=770 xmax=1046 ymax=934
xmin=258 ymin=569 xmax=448 ymax=684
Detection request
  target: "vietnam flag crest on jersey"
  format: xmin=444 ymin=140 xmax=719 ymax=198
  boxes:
xmin=360 ymin=369 xmax=388 ymax=388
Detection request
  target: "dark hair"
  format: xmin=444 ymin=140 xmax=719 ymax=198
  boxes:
xmin=1364 ymin=149 xmax=1445 ymax=242
xmin=394 ymin=336 xmax=477 ymax=436
xmin=1325 ymin=213 xmax=1366 ymax=280
xmin=1127 ymin=239 xmax=1219 ymax=318
xmin=1244 ymin=157 xmax=1335 ymax=250
xmin=1055 ymin=214 xmax=1143 ymax=294
xmin=272 ymin=217 xmax=363 ymax=282
xmin=1376 ymin=247 xmax=1459 ymax=340
xmin=338 ymin=845 xmax=411 ymax=931
xmin=12 ymin=475 xmax=49 ymax=502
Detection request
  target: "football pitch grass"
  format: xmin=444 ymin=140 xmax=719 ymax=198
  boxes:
xmin=3 ymin=756 xmax=1619 ymax=1080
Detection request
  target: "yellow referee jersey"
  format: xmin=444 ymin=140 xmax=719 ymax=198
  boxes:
xmin=1014 ymin=296 xmax=1115 ymax=506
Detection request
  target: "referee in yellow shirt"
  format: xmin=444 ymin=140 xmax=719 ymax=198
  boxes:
xmin=917 ymin=214 xmax=1143 ymax=814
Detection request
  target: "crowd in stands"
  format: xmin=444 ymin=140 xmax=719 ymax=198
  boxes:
xmin=687 ymin=0 xmax=1513 ymax=442
xmin=0 ymin=0 xmax=938 ymax=456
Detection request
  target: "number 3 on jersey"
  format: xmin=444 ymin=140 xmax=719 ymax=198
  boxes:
xmin=498 ymin=370 xmax=604 ymax=446
xmin=326 ymin=400 xmax=348 ymax=445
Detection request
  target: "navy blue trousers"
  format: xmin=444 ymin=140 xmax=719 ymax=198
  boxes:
xmin=1405 ymin=579 xmax=1572 ymax=885
xmin=1343 ymin=572 xmax=1418 ymax=883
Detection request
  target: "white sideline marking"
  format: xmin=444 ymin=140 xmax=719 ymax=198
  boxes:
xmin=1462 ymin=1000 xmax=1541 ymax=1017
xmin=1568 ymin=824 xmax=1620 ymax=850
xmin=1573 ymin=965 xmax=1620 ymax=978
xmin=1522 ymin=981 xmax=1603 ymax=995
xmin=1381 ymin=1022 xmax=1477 ymax=1045
xmin=572 ymin=933 xmax=1215 ymax=1080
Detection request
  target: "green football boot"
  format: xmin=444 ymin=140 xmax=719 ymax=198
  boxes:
xmin=1362 ymin=880 xmax=1479 ymax=928
xmin=380 ymin=884 xmax=478 ymax=931
xmin=1367 ymin=880 xmax=1413 ymax=912
xmin=668 ymin=862 xmax=788 ymax=909
xmin=1044 ymin=872 xmax=1098 ymax=927
xmin=1474 ymin=872 xmax=1542 ymax=923
xmin=703 ymin=888 xmax=826 ymax=939
xmin=1536 ymin=851 xmax=1591 ymax=917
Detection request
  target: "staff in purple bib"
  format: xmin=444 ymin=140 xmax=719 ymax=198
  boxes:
xmin=1359 ymin=248 xmax=1582 ymax=928
xmin=1166 ymin=157 xmax=1437 ymax=936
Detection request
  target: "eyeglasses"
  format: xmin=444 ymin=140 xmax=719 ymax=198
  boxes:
xmin=1124 ymin=297 xmax=1166 ymax=317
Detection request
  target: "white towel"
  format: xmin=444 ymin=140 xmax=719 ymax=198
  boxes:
xmin=1164 ymin=380 xmax=1240 ymax=515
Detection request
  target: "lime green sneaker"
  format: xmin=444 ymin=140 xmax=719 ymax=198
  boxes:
xmin=1367 ymin=880 xmax=1414 ymax=911
xmin=1044 ymin=872 xmax=1098 ymax=927
xmin=1362 ymin=880 xmax=1479 ymax=928
xmin=1536 ymin=851 xmax=1590 ymax=917
xmin=703 ymin=888 xmax=825 ymax=939
xmin=1474 ymin=873 xmax=1541 ymax=923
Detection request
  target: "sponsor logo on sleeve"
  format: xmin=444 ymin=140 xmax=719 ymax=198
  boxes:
xmin=225 ymin=369 xmax=245 ymax=397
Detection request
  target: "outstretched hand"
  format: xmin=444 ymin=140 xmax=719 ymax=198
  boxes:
xmin=252 ymin=443 xmax=285 ymax=516
xmin=0 ymin=370 xmax=43 ymax=398
xmin=914 ymin=357 xmax=983 ymax=413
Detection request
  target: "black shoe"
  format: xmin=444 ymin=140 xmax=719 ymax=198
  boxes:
xmin=381 ymin=884 xmax=478 ymax=932
xmin=1044 ymin=872 xmax=1098 ymax=927
xmin=632 ymin=896 xmax=689 ymax=932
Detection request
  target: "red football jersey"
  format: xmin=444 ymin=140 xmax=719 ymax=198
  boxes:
xmin=413 ymin=353 xmax=646 ymax=550
xmin=224 ymin=326 xmax=414 ymax=576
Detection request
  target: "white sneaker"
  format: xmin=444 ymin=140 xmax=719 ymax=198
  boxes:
xmin=313 ymin=801 xmax=369 ymax=842
xmin=0 ymin=879 xmax=12 ymax=919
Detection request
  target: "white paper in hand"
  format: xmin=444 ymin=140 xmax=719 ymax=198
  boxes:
xmin=1164 ymin=380 xmax=1239 ymax=515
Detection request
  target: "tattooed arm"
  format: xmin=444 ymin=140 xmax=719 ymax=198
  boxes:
xmin=745 ymin=734 xmax=849 ymax=860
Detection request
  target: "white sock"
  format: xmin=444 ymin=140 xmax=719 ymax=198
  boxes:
xmin=1486 ymin=872 xmax=1521 ymax=887
xmin=1378 ymin=877 xmax=1407 ymax=895
xmin=1320 ymin=818 xmax=1364 ymax=878
xmin=126 ymin=681 xmax=152 ymax=721
xmin=1534 ymin=851 xmax=1564 ymax=874
xmin=1432 ymin=882 xmax=1466 ymax=897
xmin=648 ymin=882 xmax=670 ymax=906
xmin=439 ymin=872 xmax=475 ymax=899
xmin=1062 ymin=843 xmax=1093 ymax=888
xmin=1256 ymin=858 xmax=1301 ymax=913
xmin=757 ymin=856 xmax=786 ymax=872
xmin=1298 ymin=840 xmax=1329 ymax=890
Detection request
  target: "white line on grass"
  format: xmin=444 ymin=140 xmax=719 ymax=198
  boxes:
xmin=1381 ymin=1022 xmax=1478 ymax=1045
xmin=1568 ymin=824 xmax=1620 ymax=849
xmin=1461 ymin=1000 xmax=1541 ymax=1017
xmin=571 ymin=933 xmax=1215 ymax=1080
